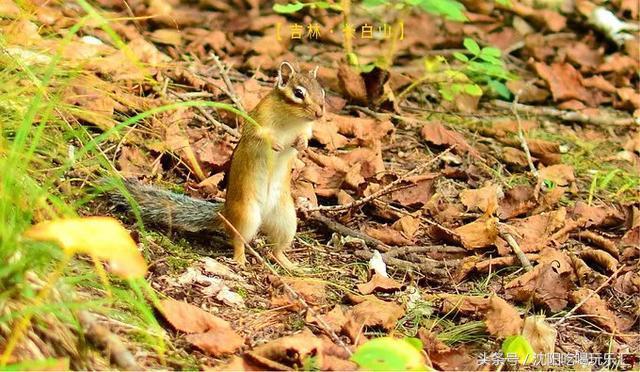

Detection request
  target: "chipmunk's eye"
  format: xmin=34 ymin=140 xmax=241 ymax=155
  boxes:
xmin=293 ymin=87 xmax=306 ymax=100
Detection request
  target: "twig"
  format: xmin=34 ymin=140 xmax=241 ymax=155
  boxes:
xmin=554 ymin=265 xmax=625 ymax=326
xmin=77 ymin=310 xmax=142 ymax=370
xmin=307 ymin=212 xmax=390 ymax=252
xmin=306 ymin=147 xmax=454 ymax=212
xmin=170 ymin=91 xmax=240 ymax=138
xmin=385 ymin=245 xmax=466 ymax=257
xmin=498 ymin=230 xmax=533 ymax=272
xmin=510 ymin=94 xmax=538 ymax=177
xmin=354 ymin=250 xmax=447 ymax=276
xmin=210 ymin=53 xmax=245 ymax=112
xmin=491 ymin=100 xmax=638 ymax=126
xmin=216 ymin=212 xmax=352 ymax=356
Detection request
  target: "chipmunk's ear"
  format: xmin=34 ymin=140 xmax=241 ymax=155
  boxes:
xmin=277 ymin=61 xmax=295 ymax=88
xmin=309 ymin=65 xmax=319 ymax=79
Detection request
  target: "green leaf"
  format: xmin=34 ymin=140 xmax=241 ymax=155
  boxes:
xmin=360 ymin=62 xmax=377 ymax=73
xmin=488 ymin=80 xmax=511 ymax=99
xmin=480 ymin=47 xmax=502 ymax=58
xmin=273 ymin=2 xmax=305 ymax=13
xmin=599 ymin=169 xmax=621 ymax=189
xmin=417 ymin=0 xmax=468 ymax=22
xmin=496 ymin=0 xmax=511 ymax=6
xmin=453 ymin=52 xmax=469 ymax=62
xmin=424 ymin=56 xmax=445 ymax=72
xmin=346 ymin=52 xmax=359 ymax=66
xmin=501 ymin=335 xmax=535 ymax=365
xmin=440 ymin=86 xmax=454 ymax=101
xmin=351 ymin=337 xmax=428 ymax=371
xmin=362 ymin=0 xmax=388 ymax=7
xmin=464 ymin=83 xmax=483 ymax=96
xmin=463 ymin=38 xmax=481 ymax=55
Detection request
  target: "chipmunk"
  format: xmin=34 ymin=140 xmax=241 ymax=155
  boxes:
xmin=115 ymin=61 xmax=325 ymax=269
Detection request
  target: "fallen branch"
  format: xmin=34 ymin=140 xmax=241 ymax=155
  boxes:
xmin=306 ymin=147 xmax=454 ymax=212
xmin=210 ymin=53 xmax=245 ymax=113
xmin=307 ymin=212 xmax=390 ymax=252
xmin=354 ymin=250 xmax=447 ymax=276
xmin=217 ymin=212 xmax=352 ymax=356
xmin=491 ymin=100 xmax=638 ymax=126
xmin=77 ymin=310 xmax=141 ymax=370
xmin=170 ymin=90 xmax=240 ymax=138
xmin=498 ymin=230 xmax=533 ymax=272
xmin=385 ymin=245 xmax=466 ymax=258
xmin=511 ymin=94 xmax=538 ymax=177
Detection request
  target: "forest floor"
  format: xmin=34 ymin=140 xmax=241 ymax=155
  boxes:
xmin=0 ymin=0 xmax=639 ymax=370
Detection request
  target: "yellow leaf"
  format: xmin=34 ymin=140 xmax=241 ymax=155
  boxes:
xmin=24 ymin=217 xmax=146 ymax=278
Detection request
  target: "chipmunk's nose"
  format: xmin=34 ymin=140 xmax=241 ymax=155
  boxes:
xmin=315 ymin=104 xmax=325 ymax=118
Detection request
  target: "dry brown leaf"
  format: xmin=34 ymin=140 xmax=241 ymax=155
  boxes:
xmin=506 ymin=80 xmax=550 ymax=103
xmin=117 ymin=146 xmax=155 ymax=178
xmin=536 ymin=164 xmax=576 ymax=194
xmin=435 ymin=294 xmax=523 ymax=338
xmin=522 ymin=315 xmax=556 ymax=353
xmin=312 ymin=119 xmax=349 ymax=150
xmin=565 ymin=42 xmax=602 ymax=71
xmin=330 ymin=114 xmax=395 ymax=144
xmin=505 ymin=249 xmax=575 ymax=311
xmin=185 ymin=331 xmax=244 ymax=357
xmin=158 ymin=298 xmax=233 ymax=334
xmin=534 ymin=62 xmax=591 ymax=103
xmin=390 ymin=174 xmax=438 ymax=207
xmin=613 ymin=271 xmax=640 ymax=295
xmin=343 ymin=295 xmax=405 ymax=343
xmin=617 ymin=87 xmax=640 ymax=110
xmin=306 ymin=305 xmax=349 ymax=334
xmin=338 ymin=63 xmax=367 ymax=104
xmin=392 ymin=215 xmax=420 ymax=239
xmin=149 ymin=29 xmax=182 ymax=46
xmin=357 ymin=273 xmax=403 ymax=295
xmin=569 ymin=288 xmax=618 ymax=332
xmin=421 ymin=122 xmax=481 ymax=159
xmin=582 ymin=75 xmax=617 ymax=93
xmin=364 ymin=225 xmax=414 ymax=246
xmin=454 ymin=217 xmax=499 ymax=249
xmin=580 ymin=249 xmax=618 ymax=273
xmin=270 ymin=276 xmax=327 ymax=310
xmin=459 ymin=184 xmax=501 ymax=215
xmin=502 ymin=146 xmax=530 ymax=166
xmin=569 ymin=202 xmax=625 ymax=228
xmin=246 ymin=330 xmax=324 ymax=370
xmin=497 ymin=185 xmax=536 ymax=219
xmin=598 ymin=53 xmax=640 ymax=74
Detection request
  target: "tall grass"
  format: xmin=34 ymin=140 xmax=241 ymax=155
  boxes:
xmin=0 ymin=4 xmax=181 ymax=368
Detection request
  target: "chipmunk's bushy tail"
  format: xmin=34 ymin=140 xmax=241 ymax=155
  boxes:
xmin=110 ymin=179 xmax=222 ymax=233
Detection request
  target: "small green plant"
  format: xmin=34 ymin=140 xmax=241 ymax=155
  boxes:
xmin=273 ymin=1 xmax=343 ymax=13
xmin=501 ymin=335 xmax=535 ymax=364
xmin=453 ymin=37 xmax=515 ymax=99
xmin=351 ymin=337 xmax=430 ymax=370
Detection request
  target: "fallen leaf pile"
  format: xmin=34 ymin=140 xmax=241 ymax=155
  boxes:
xmin=5 ymin=0 xmax=639 ymax=368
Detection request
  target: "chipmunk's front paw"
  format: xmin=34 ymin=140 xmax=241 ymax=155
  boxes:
xmin=293 ymin=135 xmax=308 ymax=152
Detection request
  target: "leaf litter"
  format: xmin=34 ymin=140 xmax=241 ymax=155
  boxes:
xmin=6 ymin=0 xmax=640 ymax=369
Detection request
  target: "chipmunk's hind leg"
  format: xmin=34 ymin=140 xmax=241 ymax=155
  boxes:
xmin=262 ymin=197 xmax=297 ymax=270
xmin=223 ymin=201 xmax=261 ymax=267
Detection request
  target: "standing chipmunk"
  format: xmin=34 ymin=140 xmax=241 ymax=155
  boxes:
xmin=115 ymin=61 xmax=325 ymax=269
